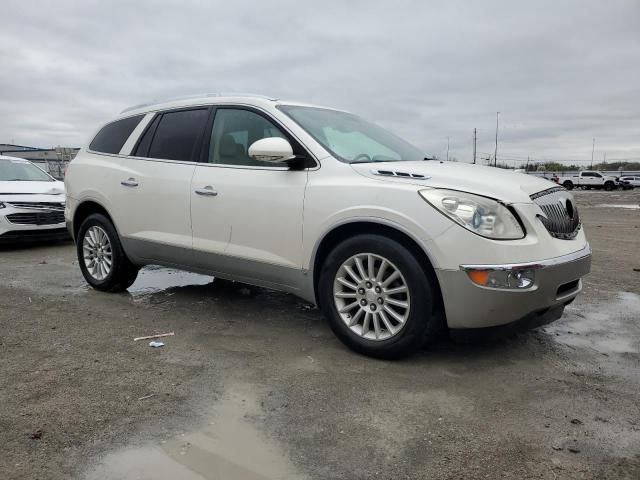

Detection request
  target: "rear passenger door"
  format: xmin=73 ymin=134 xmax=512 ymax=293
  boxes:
xmin=109 ymin=107 xmax=210 ymax=264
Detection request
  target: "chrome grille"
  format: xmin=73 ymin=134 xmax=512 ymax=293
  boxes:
xmin=531 ymin=187 xmax=581 ymax=239
xmin=6 ymin=211 xmax=65 ymax=226
xmin=8 ymin=201 xmax=65 ymax=211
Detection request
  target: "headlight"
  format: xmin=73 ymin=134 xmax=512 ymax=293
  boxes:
xmin=0 ymin=202 xmax=5 ymax=209
xmin=419 ymin=189 xmax=525 ymax=240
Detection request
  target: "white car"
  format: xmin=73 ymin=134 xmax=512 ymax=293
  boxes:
xmin=619 ymin=176 xmax=640 ymax=187
xmin=0 ymin=155 xmax=68 ymax=242
xmin=65 ymin=94 xmax=591 ymax=357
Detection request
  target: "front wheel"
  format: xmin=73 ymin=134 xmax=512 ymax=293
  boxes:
xmin=318 ymin=234 xmax=440 ymax=358
xmin=604 ymin=181 xmax=614 ymax=191
xmin=77 ymin=213 xmax=139 ymax=292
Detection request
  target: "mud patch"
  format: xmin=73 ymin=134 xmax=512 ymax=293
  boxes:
xmin=545 ymin=292 xmax=640 ymax=355
xmin=128 ymin=266 xmax=213 ymax=297
xmin=594 ymin=204 xmax=640 ymax=210
xmin=84 ymin=383 xmax=305 ymax=480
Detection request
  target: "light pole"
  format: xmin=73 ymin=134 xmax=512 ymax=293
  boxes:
xmin=446 ymin=136 xmax=450 ymax=162
xmin=473 ymin=128 xmax=477 ymax=164
xmin=494 ymin=112 xmax=500 ymax=166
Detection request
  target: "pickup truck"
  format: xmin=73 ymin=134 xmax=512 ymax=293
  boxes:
xmin=561 ymin=171 xmax=617 ymax=191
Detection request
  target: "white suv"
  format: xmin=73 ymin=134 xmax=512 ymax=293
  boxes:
xmin=65 ymin=94 xmax=591 ymax=357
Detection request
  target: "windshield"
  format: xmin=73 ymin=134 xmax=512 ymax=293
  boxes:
xmin=0 ymin=159 xmax=54 ymax=181
xmin=278 ymin=105 xmax=425 ymax=163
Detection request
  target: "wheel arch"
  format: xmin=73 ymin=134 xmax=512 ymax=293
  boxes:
xmin=72 ymin=200 xmax=115 ymax=241
xmin=311 ymin=220 xmax=444 ymax=313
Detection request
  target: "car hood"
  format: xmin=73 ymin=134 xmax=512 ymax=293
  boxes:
xmin=350 ymin=161 xmax=557 ymax=203
xmin=0 ymin=180 xmax=65 ymax=196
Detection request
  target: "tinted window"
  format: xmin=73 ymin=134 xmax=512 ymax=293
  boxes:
xmin=208 ymin=109 xmax=287 ymax=167
xmin=133 ymin=115 xmax=161 ymax=157
xmin=147 ymin=109 xmax=209 ymax=161
xmin=90 ymin=115 xmax=144 ymax=154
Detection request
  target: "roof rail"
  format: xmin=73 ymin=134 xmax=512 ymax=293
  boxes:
xmin=120 ymin=93 xmax=277 ymax=114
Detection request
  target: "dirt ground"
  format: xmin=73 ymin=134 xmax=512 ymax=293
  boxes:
xmin=1 ymin=189 xmax=639 ymax=480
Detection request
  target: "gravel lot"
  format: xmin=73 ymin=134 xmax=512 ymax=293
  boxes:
xmin=1 ymin=189 xmax=639 ymax=480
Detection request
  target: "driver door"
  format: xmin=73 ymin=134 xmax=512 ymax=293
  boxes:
xmin=190 ymin=107 xmax=309 ymax=289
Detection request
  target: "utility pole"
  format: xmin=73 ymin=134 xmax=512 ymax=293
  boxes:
xmin=494 ymin=112 xmax=500 ymax=166
xmin=526 ymin=156 xmax=530 ymax=171
xmin=446 ymin=136 xmax=450 ymax=162
xmin=591 ymin=138 xmax=595 ymax=169
xmin=473 ymin=128 xmax=477 ymax=164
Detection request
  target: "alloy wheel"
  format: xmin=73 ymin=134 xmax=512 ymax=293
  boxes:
xmin=333 ymin=253 xmax=411 ymax=341
xmin=82 ymin=225 xmax=113 ymax=281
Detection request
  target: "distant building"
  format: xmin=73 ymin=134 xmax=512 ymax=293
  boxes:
xmin=0 ymin=144 xmax=79 ymax=179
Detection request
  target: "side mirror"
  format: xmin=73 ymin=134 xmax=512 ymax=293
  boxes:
xmin=248 ymin=137 xmax=295 ymax=163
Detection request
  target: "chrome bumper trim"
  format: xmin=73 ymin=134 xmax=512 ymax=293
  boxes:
xmin=460 ymin=243 xmax=591 ymax=271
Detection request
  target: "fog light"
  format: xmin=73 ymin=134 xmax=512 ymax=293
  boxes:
xmin=465 ymin=268 xmax=535 ymax=289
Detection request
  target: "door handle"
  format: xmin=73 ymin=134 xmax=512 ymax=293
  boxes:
xmin=121 ymin=178 xmax=139 ymax=187
xmin=195 ymin=186 xmax=218 ymax=197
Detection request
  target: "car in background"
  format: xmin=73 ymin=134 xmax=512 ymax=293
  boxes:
xmin=614 ymin=177 xmax=634 ymax=190
xmin=619 ymin=175 xmax=640 ymax=188
xmin=0 ymin=155 xmax=69 ymax=242
xmin=561 ymin=170 xmax=617 ymax=190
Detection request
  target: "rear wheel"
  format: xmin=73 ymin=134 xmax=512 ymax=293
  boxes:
xmin=562 ymin=181 xmax=574 ymax=190
xmin=318 ymin=234 xmax=439 ymax=358
xmin=77 ymin=213 xmax=139 ymax=292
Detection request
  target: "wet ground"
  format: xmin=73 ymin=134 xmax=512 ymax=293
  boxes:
xmin=1 ymin=189 xmax=639 ymax=479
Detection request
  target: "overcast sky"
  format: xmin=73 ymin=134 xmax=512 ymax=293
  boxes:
xmin=1 ymin=0 xmax=638 ymax=165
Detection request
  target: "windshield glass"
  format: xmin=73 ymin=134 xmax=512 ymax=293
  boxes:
xmin=278 ymin=105 xmax=425 ymax=163
xmin=0 ymin=159 xmax=54 ymax=181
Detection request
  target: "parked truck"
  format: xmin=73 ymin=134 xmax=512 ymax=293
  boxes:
xmin=561 ymin=171 xmax=617 ymax=191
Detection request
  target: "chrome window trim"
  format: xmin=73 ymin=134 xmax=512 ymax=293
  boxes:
xmin=460 ymin=243 xmax=591 ymax=271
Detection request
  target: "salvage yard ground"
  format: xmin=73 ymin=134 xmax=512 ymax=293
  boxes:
xmin=1 ymin=190 xmax=639 ymax=479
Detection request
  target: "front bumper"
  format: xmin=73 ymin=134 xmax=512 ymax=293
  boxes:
xmin=437 ymin=244 xmax=592 ymax=329
xmin=0 ymin=203 xmax=69 ymax=243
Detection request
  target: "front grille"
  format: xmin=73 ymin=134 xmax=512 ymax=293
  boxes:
xmin=6 ymin=211 xmax=65 ymax=226
xmin=530 ymin=187 xmax=581 ymax=239
xmin=8 ymin=201 xmax=65 ymax=211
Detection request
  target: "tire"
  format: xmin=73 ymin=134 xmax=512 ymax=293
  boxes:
xmin=604 ymin=182 xmax=614 ymax=191
xmin=562 ymin=181 xmax=574 ymax=190
xmin=76 ymin=213 xmax=139 ymax=292
xmin=318 ymin=234 xmax=439 ymax=359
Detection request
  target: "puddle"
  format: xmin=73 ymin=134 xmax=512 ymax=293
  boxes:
xmin=545 ymin=292 xmax=640 ymax=355
xmin=128 ymin=266 xmax=213 ymax=296
xmin=84 ymin=384 xmax=305 ymax=480
xmin=594 ymin=204 xmax=640 ymax=210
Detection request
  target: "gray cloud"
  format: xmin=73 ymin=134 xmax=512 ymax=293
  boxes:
xmin=1 ymin=0 xmax=638 ymax=165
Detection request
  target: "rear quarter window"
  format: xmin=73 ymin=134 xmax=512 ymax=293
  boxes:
xmin=145 ymin=109 xmax=209 ymax=162
xmin=89 ymin=115 xmax=144 ymax=154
